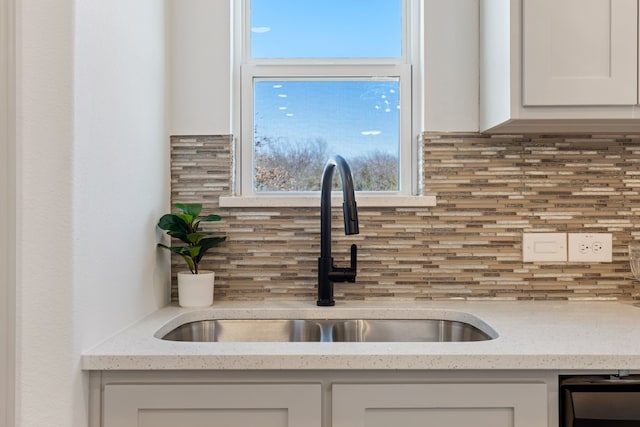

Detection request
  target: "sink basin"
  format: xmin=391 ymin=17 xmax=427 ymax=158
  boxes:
xmin=160 ymin=318 xmax=495 ymax=342
xmin=330 ymin=319 xmax=492 ymax=342
xmin=161 ymin=319 xmax=322 ymax=342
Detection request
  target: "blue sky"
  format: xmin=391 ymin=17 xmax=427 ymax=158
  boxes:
xmin=251 ymin=0 xmax=402 ymax=58
xmin=254 ymin=80 xmax=400 ymax=159
xmin=250 ymin=0 xmax=402 ymax=160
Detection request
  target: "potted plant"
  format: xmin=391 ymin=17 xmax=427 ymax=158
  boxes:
xmin=157 ymin=203 xmax=226 ymax=307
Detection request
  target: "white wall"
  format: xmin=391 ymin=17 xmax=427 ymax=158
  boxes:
xmin=73 ymin=0 xmax=171 ymax=423
xmin=73 ymin=0 xmax=170 ymax=348
xmin=1 ymin=0 xmax=16 ymax=424
xmin=14 ymin=1 xmax=75 ymax=426
xmin=14 ymin=0 xmax=170 ymax=426
xmin=170 ymin=0 xmax=479 ymax=134
xmin=1 ymin=0 xmax=6 ymax=420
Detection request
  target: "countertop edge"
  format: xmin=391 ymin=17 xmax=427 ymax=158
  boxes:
xmin=81 ymin=301 xmax=640 ymax=371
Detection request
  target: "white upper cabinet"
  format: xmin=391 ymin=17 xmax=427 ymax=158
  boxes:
xmin=523 ymin=0 xmax=637 ymax=106
xmin=480 ymin=0 xmax=640 ymax=133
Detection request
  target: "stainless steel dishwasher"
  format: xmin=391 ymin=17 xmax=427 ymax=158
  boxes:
xmin=560 ymin=374 xmax=640 ymax=426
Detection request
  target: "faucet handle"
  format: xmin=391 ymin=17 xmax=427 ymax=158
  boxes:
xmin=350 ymin=244 xmax=357 ymax=272
xmin=327 ymin=245 xmax=358 ymax=284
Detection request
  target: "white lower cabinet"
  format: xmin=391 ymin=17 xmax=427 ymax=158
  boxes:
xmin=103 ymin=383 xmax=321 ymax=427
xmin=94 ymin=372 xmax=553 ymax=427
xmin=332 ymin=383 xmax=548 ymax=427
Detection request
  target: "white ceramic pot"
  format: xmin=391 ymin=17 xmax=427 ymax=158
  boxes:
xmin=177 ymin=270 xmax=215 ymax=307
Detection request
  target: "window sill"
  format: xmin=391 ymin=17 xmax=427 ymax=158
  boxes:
xmin=219 ymin=194 xmax=437 ymax=208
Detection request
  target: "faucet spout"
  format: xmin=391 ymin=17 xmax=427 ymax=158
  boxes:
xmin=317 ymin=155 xmax=359 ymax=306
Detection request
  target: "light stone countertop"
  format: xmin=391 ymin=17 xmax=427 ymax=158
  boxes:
xmin=82 ymin=300 xmax=640 ymax=371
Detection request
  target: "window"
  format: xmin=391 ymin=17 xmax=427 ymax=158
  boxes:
xmin=234 ymin=0 xmax=422 ymax=198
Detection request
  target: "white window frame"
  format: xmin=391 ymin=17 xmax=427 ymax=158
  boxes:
xmin=226 ymin=0 xmax=433 ymax=207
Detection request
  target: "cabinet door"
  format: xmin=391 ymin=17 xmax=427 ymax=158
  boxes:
xmin=523 ymin=0 xmax=637 ymax=106
xmin=103 ymin=383 xmax=321 ymax=427
xmin=332 ymin=383 xmax=547 ymax=427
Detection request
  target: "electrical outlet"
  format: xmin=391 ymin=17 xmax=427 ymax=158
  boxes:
xmin=568 ymin=233 xmax=612 ymax=262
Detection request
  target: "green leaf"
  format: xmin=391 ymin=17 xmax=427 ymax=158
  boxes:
xmin=167 ymin=232 xmax=190 ymax=244
xmin=175 ymin=203 xmax=202 ymax=218
xmin=194 ymin=236 xmax=226 ymax=264
xmin=188 ymin=246 xmax=201 ymax=258
xmin=158 ymin=243 xmax=190 ymax=257
xmin=158 ymin=215 xmax=191 ymax=244
xmin=158 ymin=214 xmax=188 ymax=232
xmin=176 ymin=213 xmax=194 ymax=228
xmin=193 ymin=214 xmax=222 ymax=230
xmin=199 ymin=214 xmax=222 ymax=222
xmin=158 ymin=243 xmax=197 ymax=273
xmin=180 ymin=255 xmax=196 ymax=274
xmin=187 ymin=232 xmax=208 ymax=244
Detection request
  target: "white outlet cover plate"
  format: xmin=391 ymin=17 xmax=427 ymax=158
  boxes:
xmin=568 ymin=233 xmax=613 ymax=263
xmin=523 ymin=233 xmax=567 ymax=262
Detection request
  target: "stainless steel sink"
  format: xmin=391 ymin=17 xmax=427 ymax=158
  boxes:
xmin=329 ymin=319 xmax=492 ymax=342
xmin=160 ymin=318 xmax=495 ymax=342
xmin=161 ymin=319 xmax=322 ymax=342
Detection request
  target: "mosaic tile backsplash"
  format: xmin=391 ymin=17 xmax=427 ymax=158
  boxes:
xmin=169 ymin=133 xmax=640 ymax=302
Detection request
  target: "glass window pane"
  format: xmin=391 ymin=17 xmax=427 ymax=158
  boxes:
xmin=253 ymin=79 xmax=400 ymax=192
xmin=250 ymin=0 xmax=402 ymax=59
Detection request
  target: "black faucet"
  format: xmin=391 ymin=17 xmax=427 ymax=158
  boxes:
xmin=317 ymin=155 xmax=359 ymax=306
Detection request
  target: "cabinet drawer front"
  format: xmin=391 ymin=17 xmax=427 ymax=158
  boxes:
xmin=104 ymin=383 xmax=321 ymax=427
xmin=333 ymin=383 xmax=548 ymax=427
